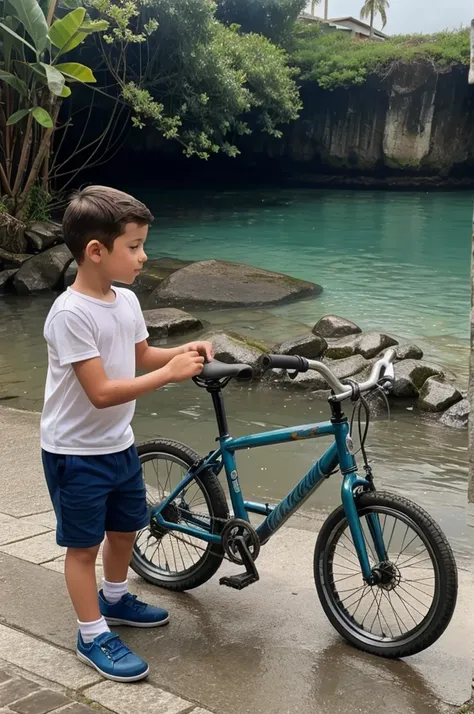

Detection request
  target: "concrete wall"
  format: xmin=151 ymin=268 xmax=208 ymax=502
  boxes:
xmin=469 ymin=222 xmax=474 ymax=503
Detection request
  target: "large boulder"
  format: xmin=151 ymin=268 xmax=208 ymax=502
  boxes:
xmin=0 ymin=269 xmax=16 ymax=293
xmin=393 ymin=360 xmax=444 ymax=398
xmin=148 ymin=259 xmax=322 ymax=309
xmin=0 ymin=246 xmax=31 ymax=268
xmin=133 ymin=258 xmax=192 ymax=294
xmin=204 ymin=331 xmax=268 ymax=377
xmin=13 ymin=244 xmax=73 ymax=294
xmin=144 ymin=308 xmax=203 ymax=339
xmin=439 ymin=399 xmax=469 ymax=428
xmin=418 ymin=377 xmax=462 ymax=413
xmin=64 ymin=261 xmax=77 ymax=288
xmin=313 ymin=315 xmax=361 ymax=339
xmin=25 ymin=221 xmax=62 ymax=252
xmin=278 ymin=332 xmax=327 ymax=359
xmin=325 ymin=332 xmax=398 ymax=360
xmin=0 ymin=220 xmax=27 ymax=253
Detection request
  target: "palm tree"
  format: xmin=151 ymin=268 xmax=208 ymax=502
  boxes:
xmin=311 ymin=0 xmax=328 ymax=20
xmin=360 ymin=0 xmax=389 ymax=38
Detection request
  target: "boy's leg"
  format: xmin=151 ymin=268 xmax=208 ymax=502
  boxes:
xmin=99 ymin=446 xmax=169 ymax=627
xmin=65 ymin=545 xmax=102 ymax=622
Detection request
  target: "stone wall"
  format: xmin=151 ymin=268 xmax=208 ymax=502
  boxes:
xmin=469 ymin=223 xmax=474 ymax=503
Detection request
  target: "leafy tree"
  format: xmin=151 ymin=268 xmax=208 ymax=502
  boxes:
xmin=215 ymin=0 xmax=306 ymax=44
xmin=0 ymin=0 xmax=302 ymax=230
xmin=360 ymin=0 xmax=389 ymax=38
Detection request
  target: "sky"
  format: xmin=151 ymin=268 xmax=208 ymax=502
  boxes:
xmin=308 ymin=0 xmax=473 ymax=34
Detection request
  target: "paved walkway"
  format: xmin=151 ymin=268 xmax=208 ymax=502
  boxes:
xmin=0 ymin=407 xmax=472 ymax=714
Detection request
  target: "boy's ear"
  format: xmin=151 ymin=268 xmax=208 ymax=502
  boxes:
xmin=84 ymin=240 xmax=104 ymax=264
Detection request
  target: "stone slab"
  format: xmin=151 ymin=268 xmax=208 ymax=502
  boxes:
xmin=0 ymin=519 xmax=51 ymax=547
xmin=0 ymin=626 xmax=100 ymax=689
xmin=0 ymin=679 xmax=40 ymax=706
xmin=84 ymin=681 xmax=191 ymax=714
xmin=10 ymin=689 xmax=72 ymax=714
xmin=0 ymin=532 xmax=63 ymax=564
xmin=20 ymin=513 xmax=57 ymax=531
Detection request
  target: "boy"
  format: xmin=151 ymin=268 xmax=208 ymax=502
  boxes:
xmin=41 ymin=186 xmax=213 ymax=682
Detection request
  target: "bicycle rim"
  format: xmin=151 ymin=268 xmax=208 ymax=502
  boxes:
xmin=321 ymin=505 xmax=441 ymax=648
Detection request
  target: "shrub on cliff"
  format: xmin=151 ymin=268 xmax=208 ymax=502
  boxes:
xmin=290 ymin=24 xmax=470 ymax=89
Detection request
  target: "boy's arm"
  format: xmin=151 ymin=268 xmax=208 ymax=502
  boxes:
xmin=73 ymin=351 xmax=204 ymax=409
xmin=135 ymin=340 xmax=214 ymax=372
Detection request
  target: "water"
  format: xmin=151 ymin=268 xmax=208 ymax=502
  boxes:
xmin=0 ymin=189 xmax=470 ymax=558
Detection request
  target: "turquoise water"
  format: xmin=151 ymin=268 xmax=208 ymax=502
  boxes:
xmin=142 ymin=188 xmax=472 ymax=378
xmin=0 ymin=188 xmax=470 ymax=555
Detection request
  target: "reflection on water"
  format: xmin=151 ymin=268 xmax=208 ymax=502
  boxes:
xmin=0 ymin=189 xmax=469 ymax=560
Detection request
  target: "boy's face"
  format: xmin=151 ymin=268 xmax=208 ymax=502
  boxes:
xmin=97 ymin=222 xmax=149 ymax=285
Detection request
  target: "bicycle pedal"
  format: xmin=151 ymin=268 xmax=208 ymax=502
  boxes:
xmin=219 ymin=572 xmax=259 ymax=590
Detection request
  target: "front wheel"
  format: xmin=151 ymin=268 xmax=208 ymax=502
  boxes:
xmin=314 ymin=491 xmax=458 ymax=658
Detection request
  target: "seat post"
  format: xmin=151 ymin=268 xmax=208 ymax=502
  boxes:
xmin=208 ymin=385 xmax=229 ymax=439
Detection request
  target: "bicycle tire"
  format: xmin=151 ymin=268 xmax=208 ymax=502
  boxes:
xmin=131 ymin=439 xmax=228 ymax=591
xmin=314 ymin=490 xmax=458 ymax=658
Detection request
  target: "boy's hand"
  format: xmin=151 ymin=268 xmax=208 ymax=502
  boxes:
xmin=183 ymin=340 xmax=214 ymax=363
xmin=165 ymin=351 xmax=205 ymax=382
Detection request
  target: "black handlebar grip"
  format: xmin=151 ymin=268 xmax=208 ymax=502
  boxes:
xmin=260 ymin=354 xmax=309 ymax=372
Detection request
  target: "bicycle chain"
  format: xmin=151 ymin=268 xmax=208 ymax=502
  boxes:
xmin=145 ymin=504 xmax=247 ymax=564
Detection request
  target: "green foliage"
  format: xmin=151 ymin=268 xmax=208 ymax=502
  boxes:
xmin=88 ymin=0 xmax=301 ymax=159
xmin=22 ymin=183 xmax=51 ymax=222
xmin=291 ymin=24 xmax=470 ymax=89
xmin=215 ymin=0 xmax=306 ymax=44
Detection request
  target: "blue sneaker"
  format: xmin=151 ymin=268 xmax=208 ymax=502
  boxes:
xmin=76 ymin=632 xmax=149 ymax=682
xmin=99 ymin=590 xmax=170 ymax=628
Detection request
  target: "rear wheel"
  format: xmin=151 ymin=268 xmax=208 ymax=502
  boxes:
xmin=314 ymin=491 xmax=458 ymax=658
xmin=131 ymin=440 xmax=228 ymax=591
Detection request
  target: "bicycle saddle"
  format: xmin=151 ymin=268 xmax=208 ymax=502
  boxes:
xmin=199 ymin=359 xmax=253 ymax=382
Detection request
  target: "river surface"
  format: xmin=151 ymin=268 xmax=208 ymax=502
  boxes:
xmin=0 ymin=189 xmax=471 ymax=558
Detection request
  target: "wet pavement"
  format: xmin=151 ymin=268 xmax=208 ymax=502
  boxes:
xmin=0 ymin=408 xmax=471 ymax=714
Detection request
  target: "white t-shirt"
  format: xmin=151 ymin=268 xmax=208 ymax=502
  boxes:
xmin=41 ymin=286 xmax=149 ymax=455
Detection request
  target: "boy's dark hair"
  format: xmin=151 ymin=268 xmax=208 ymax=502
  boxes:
xmin=63 ymin=185 xmax=154 ymax=262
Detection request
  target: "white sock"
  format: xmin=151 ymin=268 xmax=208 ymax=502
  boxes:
xmin=103 ymin=578 xmax=128 ymax=605
xmin=78 ymin=616 xmax=110 ymax=644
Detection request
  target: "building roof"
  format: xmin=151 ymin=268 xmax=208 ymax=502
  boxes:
xmin=326 ymin=16 xmax=388 ymax=38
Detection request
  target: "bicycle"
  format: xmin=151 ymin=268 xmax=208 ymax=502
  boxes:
xmin=132 ymin=349 xmax=458 ymax=659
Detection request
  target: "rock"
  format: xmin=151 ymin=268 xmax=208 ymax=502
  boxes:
xmin=313 ymin=315 xmax=361 ymax=339
xmin=418 ymin=377 xmax=462 ymax=413
xmin=204 ymin=331 xmax=268 ymax=376
xmin=327 ymin=354 xmax=369 ymax=380
xmin=25 ymin=221 xmax=62 ymax=252
xmin=149 ymin=259 xmax=322 ymax=309
xmin=278 ymin=332 xmax=327 ymax=359
xmin=378 ymin=343 xmax=423 ymax=361
xmin=144 ymin=308 xmax=203 ymax=339
xmin=0 ymin=246 xmax=31 ymax=268
xmin=325 ymin=332 xmax=398 ymax=360
xmin=324 ymin=335 xmax=358 ymax=360
xmin=13 ymin=244 xmax=73 ymax=294
xmin=393 ymin=360 xmax=444 ymax=398
xmin=134 ymin=258 xmax=192 ymax=294
xmin=439 ymin=399 xmax=469 ymax=428
xmin=0 ymin=269 xmax=16 ymax=293
xmin=356 ymin=332 xmax=398 ymax=359
xmin=64 ymin=261 xmax=77 ymax=288
xmin=284 ymin=355 xmax=368 ymax=391
xmin=0 ymin=221 xmax=27 ymax=253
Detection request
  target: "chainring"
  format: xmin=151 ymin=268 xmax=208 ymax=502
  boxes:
xmin=221 ymin=518 xmax=261 ymax=565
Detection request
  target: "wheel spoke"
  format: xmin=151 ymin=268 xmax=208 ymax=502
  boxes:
xmin=323 ymin=502 xmax=440 ymax=646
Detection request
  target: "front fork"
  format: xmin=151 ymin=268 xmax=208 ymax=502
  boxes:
xmin=341 ymin=472 xmax=388 ymax=583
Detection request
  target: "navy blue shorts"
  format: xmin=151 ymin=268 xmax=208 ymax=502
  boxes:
xmin=42 ymin=445 xmax=149 ymax=548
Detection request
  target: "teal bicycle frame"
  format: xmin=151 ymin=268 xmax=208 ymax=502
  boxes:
xmin=149 ymin=399 xmax=388 ymax=583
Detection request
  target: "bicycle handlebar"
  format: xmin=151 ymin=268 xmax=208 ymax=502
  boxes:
xmin=261 ymin=348 xmax=396 ymax=402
